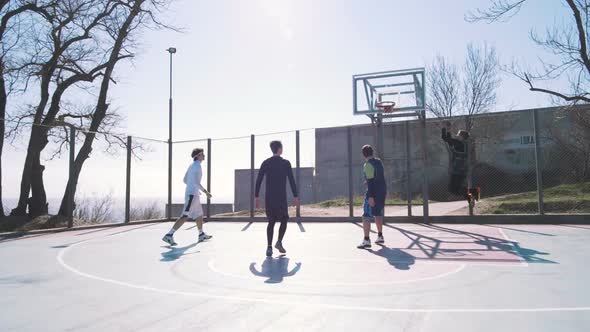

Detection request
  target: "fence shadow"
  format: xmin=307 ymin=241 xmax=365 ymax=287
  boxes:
xmin=383 ymin=223 xmax=556 ymax=264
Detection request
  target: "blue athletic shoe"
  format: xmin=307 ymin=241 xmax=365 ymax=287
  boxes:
xmin=266 ymin=247 xmax=273 ymax=257
xmin=162 ymin=234 xmax=177 ymax=246
xmin=275 ymin=241 xmax=286 ymax=254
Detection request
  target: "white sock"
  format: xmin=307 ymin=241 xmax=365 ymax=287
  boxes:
xmin=199 ymin=230 xmax=204 ymax=235
xmin=167 ymin=228 xmax=176 ymax=236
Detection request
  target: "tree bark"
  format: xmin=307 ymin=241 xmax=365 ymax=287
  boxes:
xmin=58 ymin=0 xmax=144 ymax=216
xmin=11 ymin=1 xmax=116 ymax=216
xmin=0 ymin=60 xmax=6 ymax=217
xmin=11 ymin=74 xmax=52 ymax=216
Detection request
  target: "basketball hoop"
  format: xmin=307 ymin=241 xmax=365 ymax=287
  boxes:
xmin=375 ymin=101 xmax=396 ymax=114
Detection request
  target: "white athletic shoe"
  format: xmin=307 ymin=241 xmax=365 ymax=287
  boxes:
xmin=162 ymin=234 xmax=177 ymax=246
xmin=375 ymin=236 xmax=385 ymax=244
xmin=198 ymin=232 xmax=212 ymax=242
xmin=357 ymin=239 xmax=371 ymax=249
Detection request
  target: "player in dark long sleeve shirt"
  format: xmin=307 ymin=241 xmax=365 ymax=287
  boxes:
xmin=255 ymin=140 xmax=299 ymax=257
xmin=442 ymin=122 xmax=470 ymax=200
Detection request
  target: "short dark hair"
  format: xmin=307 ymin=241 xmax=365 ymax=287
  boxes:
xmin=191 ymin=148 xmax=204 ymax=159
xmin=362 ymin=145 xmax=374 ymax=158
xmin=270 ymin=141 xmax=282 ymax=154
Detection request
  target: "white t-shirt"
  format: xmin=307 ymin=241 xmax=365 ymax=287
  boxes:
xmin=183 ymin=160 xmax=206 ymax=195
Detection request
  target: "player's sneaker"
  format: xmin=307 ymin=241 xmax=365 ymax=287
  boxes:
xmin=275 ymin=241 xmax=286 ymax=254
xmin=375 ymin=235 xmax=385 ymax=244
xmin=162 ymin=234 xmax=177 ymax=246
xmin=198 ymin=232 xmax=212 ymax=242
xmin=266 ymin=246 xmax=273 ymax=257
xmin=357 ymin=239 xmax=372 ymax=249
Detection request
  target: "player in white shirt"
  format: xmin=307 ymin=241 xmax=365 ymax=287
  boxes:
xmin=162 ymin=148 xmax=212 ymax=245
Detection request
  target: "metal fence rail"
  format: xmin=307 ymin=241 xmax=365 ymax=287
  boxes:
xmin=2 ymin=106 xmax=589 ymax=227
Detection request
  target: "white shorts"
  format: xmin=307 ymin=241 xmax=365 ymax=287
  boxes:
xmin=181 ymin=193 xmax=203 ymax=220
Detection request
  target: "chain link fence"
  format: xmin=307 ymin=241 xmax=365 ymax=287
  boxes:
xmin=2 ymin=106 xmax=588 ymax=231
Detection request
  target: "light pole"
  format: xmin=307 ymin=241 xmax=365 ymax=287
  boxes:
xmin=167 ymin=47 xmax=176 ymax=220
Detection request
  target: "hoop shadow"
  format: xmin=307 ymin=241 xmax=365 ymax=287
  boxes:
xmin=160 ymin=242 xmax=199 ymax=262
xmin=249 ymin=256 xmax=302 ymax=284
xmin=368 ymin=244 xmax=416 ymax=270
xmin=384 ymin=223 xmax=556 ymax=264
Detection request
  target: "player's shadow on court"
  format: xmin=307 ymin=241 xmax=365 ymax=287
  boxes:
xmin=160 ymin=242 xmax=199 ymax=262
xmin=249 ymin=257 xmax=302 ymax=284
xmin=368 ymin=244 xmax=416 ymax=270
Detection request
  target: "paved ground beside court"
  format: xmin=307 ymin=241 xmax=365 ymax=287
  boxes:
xmin=1 ymin=222 xmax=589 ymax=331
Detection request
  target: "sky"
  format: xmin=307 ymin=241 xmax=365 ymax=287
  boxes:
xmin=2 ymin=0 xmax=573 ymax=213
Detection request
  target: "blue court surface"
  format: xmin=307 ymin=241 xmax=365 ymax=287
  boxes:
xmin=1 ymin=222 xmax=590 ymax=332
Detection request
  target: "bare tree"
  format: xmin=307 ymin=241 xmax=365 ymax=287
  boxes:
xmin=10 ymin=0 xmax=121 ymax=217
xmin=57 ymin=0 xmax=172 ymax=217
xmin=467 ymin=0 xmax=590 ymax=105
xmin=427 ymin=55 xmax=460 ymax=118
xmin=427 ymin=43 xmax=500 ymax=130
xmin=462 ymin=42 xmax=500 ymax=131
xmin=0 ymin=1 xmax=57 ymax=218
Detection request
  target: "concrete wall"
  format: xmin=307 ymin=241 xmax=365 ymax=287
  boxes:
xmin=234 ymin=167 xmax=315 ymax=212
xmin=315 ymin=106 xmax=590 ymax=202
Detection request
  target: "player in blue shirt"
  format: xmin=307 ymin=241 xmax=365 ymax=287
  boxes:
xmin=357 ymin=145 xmax=387 ymax=249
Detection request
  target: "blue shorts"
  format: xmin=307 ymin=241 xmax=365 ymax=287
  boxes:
xmin=363 ymin=196 xmax=385 ymax=218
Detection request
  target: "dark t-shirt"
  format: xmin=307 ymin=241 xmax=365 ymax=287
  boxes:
xmin=255 ymin=156 xmax=298 ymax=211
xmin=442 ymin=128 xmax=468 ymax=175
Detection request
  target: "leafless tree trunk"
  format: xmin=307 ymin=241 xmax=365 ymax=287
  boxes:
xmin=462 ymin=42 xmax=500 ymax=131
xmin=427 ymin=55 xmax=460 ymax=119
xmin=11 ymin=0 xmax=118 ymax=217
xmin=1 ymin=0 xmax=56 ymax=218
xmin=58 ymin=0 xmax=145 ymax=216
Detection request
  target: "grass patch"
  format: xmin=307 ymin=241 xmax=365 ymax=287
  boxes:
xmin=480 ymin=182 xmax=590 ymax=214
xmin=316 ymin=195 xmax=426 ymax=208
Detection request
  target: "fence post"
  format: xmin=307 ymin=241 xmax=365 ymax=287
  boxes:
xmin=207 ymin=138 xmax=212 ymax=218
xmin=347 ymin=126 xmax=354 ymax=218
xmin=125 ymin=136 xmax=131 ymax=223
xmin=464 ymin=116 xmax=475 ymax=216
xmin=420 ymin=112 xmax=430 ymax=221
xmin=68 ymin=126 xmax=75 ymax=228
xmin=250 ymin=135 xmax=255 ymax=218
xmin=532 ymin=109 xmax=545 ymax=215
xmin=405 ymin=121 xmax=412 ymax=216
xmin=296 ymin=131 xmax=301 ymax=218
xmin=167 ymin=140 xmax=172 ymax=221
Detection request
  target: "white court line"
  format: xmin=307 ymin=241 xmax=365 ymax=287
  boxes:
xmin=497 ymin=228 xmax=529 ymax=267
xmin=56 ymin=238 xmax=590 ymax=313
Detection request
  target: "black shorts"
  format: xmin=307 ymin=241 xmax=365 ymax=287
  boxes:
xmin=266 ymin=207 xmax=289 ymax=223
xmin=363 ymin=195 xmax=386 ymax=218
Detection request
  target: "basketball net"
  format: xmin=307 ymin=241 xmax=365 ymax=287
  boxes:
xmin=375 ymin=101 xmax=396 ymax=114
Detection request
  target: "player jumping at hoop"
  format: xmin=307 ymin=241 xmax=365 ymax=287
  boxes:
xmin=255 ymin=141 xmax=299 ymax=257
xmin=441 ymin=122 xmax=471 ymax=203
xmin=162 ymin=148 xmax=212 ymax=246
xmin=357 ymin=145 xmax=387 ymax=249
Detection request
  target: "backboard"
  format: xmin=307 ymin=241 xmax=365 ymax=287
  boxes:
xmin=353 ymin=68 xmax=425 ymax=118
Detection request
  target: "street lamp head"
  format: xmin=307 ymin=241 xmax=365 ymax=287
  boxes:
xmin=167 ymin=47 xmax=177 ymax=54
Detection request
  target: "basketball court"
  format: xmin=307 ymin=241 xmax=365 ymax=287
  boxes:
xmin=1 ymin=221 xmax=589 ymax=331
